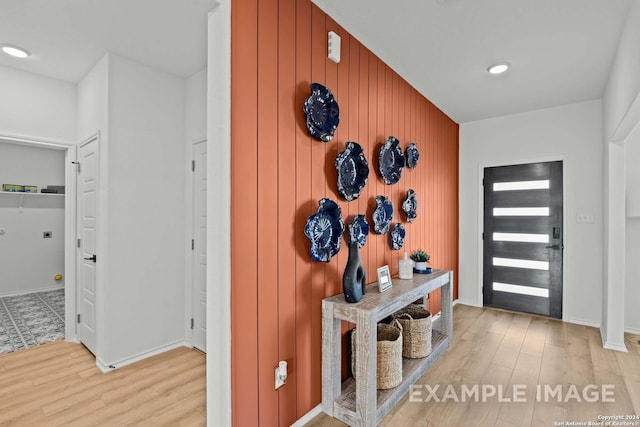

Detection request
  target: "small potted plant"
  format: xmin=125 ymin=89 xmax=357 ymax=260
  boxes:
xmin=410 ymin=249 xmax=431 ymax=273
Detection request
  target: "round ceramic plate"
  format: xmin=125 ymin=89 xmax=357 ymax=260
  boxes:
xmin=372 ymin=195 xmax=393 ymax=234
xmin=304 ymin=198 xmax=344 ymax=262
xmin=402 ymin=189 xmax=418 ymax=223
xmin=390 ymin=223 xmax=406 ymax=250
xmin=303 ymin=83 xmax=340 ymax=142
xmin=405 ymin=142 xmax=420 ymax=169
xmin=378 ymin=136 xmax=405 ymax=184
xmin=348 ymin=214 xmax=369 ymax=248
xmin=336 ymin=142 xmax=369 ymax=201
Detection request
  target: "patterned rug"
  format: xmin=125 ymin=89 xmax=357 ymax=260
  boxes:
xmin=0 ymin=289 xmax=65 ymax=355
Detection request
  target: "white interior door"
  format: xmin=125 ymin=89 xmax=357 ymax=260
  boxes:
xmin=192 ymin=140 xmax=207 ymax=352
xmin=77 ymin=137 xmax=99 ymax=354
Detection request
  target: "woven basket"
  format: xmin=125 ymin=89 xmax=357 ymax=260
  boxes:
xmin=393 ymin=304 xmax=432 ymax=358
xmin=351 ymin=320 xmax=403 ymax=389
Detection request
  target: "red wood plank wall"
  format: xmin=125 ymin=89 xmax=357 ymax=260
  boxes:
xmin=230 ymin=1 xmax=459 ymax=425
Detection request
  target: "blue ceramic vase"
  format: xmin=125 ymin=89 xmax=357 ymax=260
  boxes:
xmin=343 ymin=242 xmax=366 ymax=303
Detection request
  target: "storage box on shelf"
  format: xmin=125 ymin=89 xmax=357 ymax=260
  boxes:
xmin=322 ymin=269 xmax=453 ymax=427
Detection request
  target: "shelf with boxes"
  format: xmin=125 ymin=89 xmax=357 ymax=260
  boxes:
xmin=322 ymin=269 xmax=453 ymax=427
xmin=0 ymin=192 xmax=65 ymax=210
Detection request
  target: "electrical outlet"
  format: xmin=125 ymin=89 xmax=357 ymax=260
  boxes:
xmin=577 ymin=213 xmax=595 ymax=223
xmin=43 ymin=231 xmax=52 ymax=238
xmin=275 ymin=361 xmax=287 ymax=389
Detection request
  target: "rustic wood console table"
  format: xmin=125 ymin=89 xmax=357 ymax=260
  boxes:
xmin=321 ymin=270 xmax=453 ymax=426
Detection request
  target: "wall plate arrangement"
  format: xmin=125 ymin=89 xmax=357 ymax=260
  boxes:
xmin=348 ymin=214 xmax=369 ymax=248
xmin=303 ymin=83 xmax=340 ymax=142
xmin=402 ymin=189 xmax=418 ymax=223
xmin=405 ymin=142 xmax=420 ymax=169
xmin=304 ymin=198 xmax=344 ymax=262
xmin=372 ymin=195 xmax=393 ymax=234
xmin=378 ymin=136 xmax=405 ymax=184
xmin=335 ymin=142 xmax=369 ymax=201
xmin=390 ymin=223 xmax=406 ymax=250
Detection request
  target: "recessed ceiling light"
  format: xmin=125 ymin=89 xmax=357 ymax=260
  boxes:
xmin=1 ymin=44 xmax=31 ymax=59
xmin=488 ymin=62 xmax=510 ymax=75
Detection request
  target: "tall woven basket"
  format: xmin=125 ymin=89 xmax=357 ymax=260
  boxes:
xmin=351 ymin=320 xmax=403 ymax=389
xmin=393 ymin=304 xmax=432 ymax=358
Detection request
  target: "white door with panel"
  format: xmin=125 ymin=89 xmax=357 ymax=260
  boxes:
xmin=192 ymin=141 xmax=207 ymax=352
xmin=77 ymin=137 xmax=99 ymax=354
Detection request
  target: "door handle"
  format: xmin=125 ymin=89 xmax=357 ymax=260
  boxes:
xmin=545 ymin=245 xmax=561 ymax=250
xmin=84 ymin=254 xmax=97 ymax=262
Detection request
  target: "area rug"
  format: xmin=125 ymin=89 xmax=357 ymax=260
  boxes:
xmin=0 ymin=289 xmax=65 ymax=355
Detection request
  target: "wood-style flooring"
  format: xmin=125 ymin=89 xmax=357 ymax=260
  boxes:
xmin=0 ymin=341 xmax=206 ymax=426
xmin=310 ymin=304 xmax=640 ymax=427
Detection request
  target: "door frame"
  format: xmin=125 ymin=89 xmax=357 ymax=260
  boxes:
xmin=0 ymin=132 xmax=77 ymax=341
xmin=476 ymin=155 xmax=570 ymax=321
xmin=185 ymin=137 xmax=206 ymax=347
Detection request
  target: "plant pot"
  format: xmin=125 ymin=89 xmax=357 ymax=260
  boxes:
xmin=415 ymin=261 xmax=427 ymax=271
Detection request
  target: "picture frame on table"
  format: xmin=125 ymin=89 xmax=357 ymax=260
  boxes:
xmin=377 ymin=265 xmax=392 ymax=293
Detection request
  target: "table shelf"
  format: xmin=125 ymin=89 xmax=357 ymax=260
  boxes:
xmin=322 ymin=270 xmax=453 ymax=426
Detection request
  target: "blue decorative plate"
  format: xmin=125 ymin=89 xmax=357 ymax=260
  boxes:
xmin=304 ymin=198 xmax=344 ymax=262
xmin=303 ymin=83 xmax=340 ymax=142
xmin=390 ymin=223 xmax=406 ymax=250
xmin=402 ymin=189 xmax=418 ymax=223
xmin=405 ymin=142 xmax=420 ymax=169
xmin=414 ymin=268 xmax=433 ymax=274
xmin=378 ymin=136 xmax=405 ymax=184
xmin=372 ymin=195 xmax=393 ymax=234
xmin=348 ymin=214 xmax=369 ymax=248
xmin=336 ymin=142 xmax=369 ymax=201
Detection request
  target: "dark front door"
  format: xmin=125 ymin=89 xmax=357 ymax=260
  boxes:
xmin=483 ymin=161 xmax=563 ymax=318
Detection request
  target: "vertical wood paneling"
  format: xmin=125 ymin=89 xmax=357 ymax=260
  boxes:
xmin=257 ymin=0 xmax=279 ymax=425
xmin=294 ymin=0 xmax=313 ymax=418
xmin=276 ymin=0 xmax=297 ymax=425
xmin=231 ymin=1 xmax=459 ymax=423
xmin=309 ymin=4 xmax=326 ymax=406
xmin=230 ymin=0 xmax=259 ymax=426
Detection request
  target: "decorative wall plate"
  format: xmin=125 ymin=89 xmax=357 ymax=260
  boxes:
xmin=402 ymin=189 xmax=418 ymax=223
xmin=303 ymin=83 xmax=340 ymax=142
xmin=405 ymin=142 xmax=420 ymax=169
xmin=336 ymin=142 xmax=369 ymax=201
xmin=372 ymin=195 xmax=393 ymax=234
xmin=304 ymin=198 xmax=344 ymax=262
xmin=348 ymin=214 xmax=369 ymax=248
xmin=378 ymin=136 xmax=405 ymax=184
xmin=390 ymin=223 xmax=406 ymax=250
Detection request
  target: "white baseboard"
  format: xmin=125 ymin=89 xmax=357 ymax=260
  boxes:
xmin=625 ymin=326 xmax=640 ymax=335
xmin=0 ymin=285 xmax=65 ymax=298
xmin=563 ymin=317 xmax=600 ymax=329
xmin=600 ymin=326 xmax=628 ymax=353
xmin=96 ymin=340 xmax=187 ymax=373
xmin=291 ymin=404 xmax=322 ymax=427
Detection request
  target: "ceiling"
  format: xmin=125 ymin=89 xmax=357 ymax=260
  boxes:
xmin=0 ymin=0 xmax=632 ymax=123
xmin=0 ymin=0 xmax=214 ymax=83
xmin=312 ymin=0 xmax=633 ymax=123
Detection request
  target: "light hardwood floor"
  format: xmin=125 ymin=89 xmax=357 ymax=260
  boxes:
xmin=0 ymin=341 xmax=206 ymax=426
xmin=310 ymin=304 xmax=640 ymax=427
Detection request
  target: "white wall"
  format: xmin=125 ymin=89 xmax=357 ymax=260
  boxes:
xmin=186 ymin=69 xmax=207 ymax=144
xmin=206 ymin=3 xmax=232 ymax=425
xmin=102 ymin=54 xmax=186 ymax=365
xmin=459 ymin=100 xmax=604 ymax=326
xmin=603 ymin=0 xmax=640 ymax=142
xmin=0 ymin=143 xmax=65 ymax=295
xmin=625 ymin=219 xmax=640 ymax=332
xmin=625 ymin=120 xmax=640 ymax=332
xmin=0 ymin=65 xmax=76 ymax=143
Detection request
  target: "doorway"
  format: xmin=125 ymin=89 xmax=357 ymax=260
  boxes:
xmin=191 ymin=140 xmax=207 ymax=352
xmin=483 ymin=161 xmax=563 ymax=318
xmin=0 ymin=135 xmax=76 ymax=351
